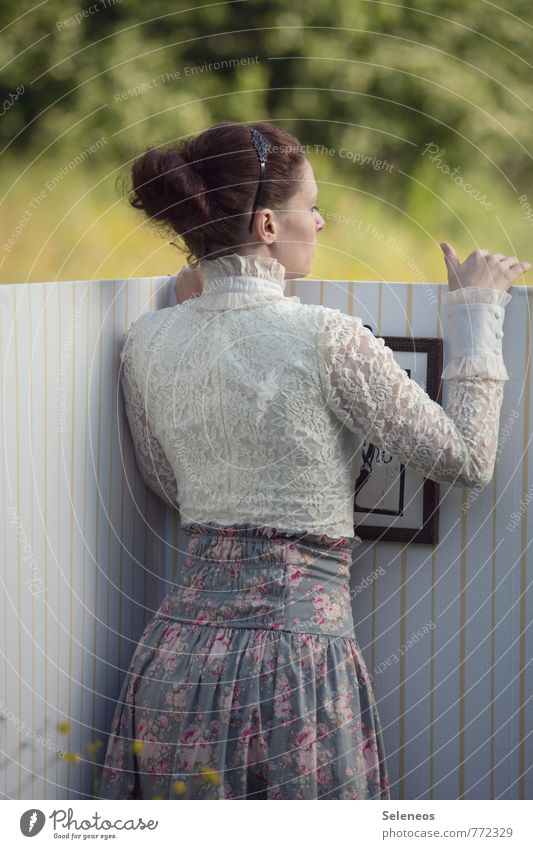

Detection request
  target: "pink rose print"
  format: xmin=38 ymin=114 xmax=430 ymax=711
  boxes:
xmin=339 ymin=692 xmax=355 ymax=724
xmin=240 ymin=722 xmax=267 ymax=764
xmin=182 ymin=588 xmax=200 ymax=602
xmin=322 ymin=696 xmax=336 ymax=716
xmin=163 ymin=655 xmax=178 ymax=674
xmin=158 ymin=715 xmax=170 ymax=733
xmin=180 ymin=724 xmax=202 ymax=746
xmin=176 ymin=728 xmax=212 ymax=768
xmin=324 ymin=600 xmax=341 ymax=620
xmin=287 ymin=563 xmax=305 ymax=585
xmin=164 ymin=687 xmax=188 ymax=711
xmin=273 ymin=694 xmax=292 ymax=721
xmin=316 ymin=660 xmax=326 ymax=676
xmin=136 ymin=719 xmax=148 ymax=739
xmin=193 ymin=737 xmax=212 ymax=765
xmin=239 ymin=722 xmax=253 ymax=747
xmin=197 ymin=611 xmax=213 ymax=626
xmin=317 ymin=722 xmax=329 ymax=739
xmin=356 ymin=659 xmax=371 ymax=686
xmin=295 ymin=727 xmax=316 ymax=748
xmin=178 ymin=751 xmax=195 ymax=772
xmin=294 ymin=727 xmax=318 ymax=775
xmin=312 ymin=591 xmax=328 ymax=611
xmin=161 ymin=624 xmax=181 ymax=647
xmin=316 ymin=766 xmax=329 ymax=787
xmin=354 ymin=751 xmax=368 ymax=780
xmin=209 ymin=633 xmax=230 ymax=659
xmin=362 ymin=735 xmax=379 ymax=769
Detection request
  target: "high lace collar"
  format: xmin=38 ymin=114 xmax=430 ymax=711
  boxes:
xmin=184 ymin=252 xmax=301 ymax=312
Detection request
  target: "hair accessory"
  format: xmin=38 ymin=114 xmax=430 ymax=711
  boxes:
xmin=249 ymin=127 xmax=271 ymax=232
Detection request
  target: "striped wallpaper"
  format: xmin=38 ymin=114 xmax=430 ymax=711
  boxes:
xmin=1 ymin=275 xmax=531 ymax=800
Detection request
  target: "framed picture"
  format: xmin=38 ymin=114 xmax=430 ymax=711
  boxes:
xmin=353 ymin=328 xmax=443 ymax=545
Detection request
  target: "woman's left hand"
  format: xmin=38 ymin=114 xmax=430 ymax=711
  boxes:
xmin=174 ymin=265 xmax=205 ymax=304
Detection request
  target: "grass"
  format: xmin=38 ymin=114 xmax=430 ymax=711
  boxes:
xmin=1 ymin=155 xmax=532 ymax=288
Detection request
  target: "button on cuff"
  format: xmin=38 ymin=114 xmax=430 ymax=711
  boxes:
xmin=446 ymin=301 xmax=506 ymax=361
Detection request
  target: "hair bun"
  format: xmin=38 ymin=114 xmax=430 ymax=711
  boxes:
xmin=129 ymin=145 xmax=210 ymax=230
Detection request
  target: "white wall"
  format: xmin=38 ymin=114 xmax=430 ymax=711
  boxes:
xmin=1 ymin=275 xmax=531 ymax=800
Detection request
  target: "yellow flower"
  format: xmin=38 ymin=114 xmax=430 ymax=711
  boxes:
xmin=86 ymin=741 xmax=103 ymax=753
xmin=131 ymin=740 xmax=144 ymax=755
xmin=58 ymin=722 xmax=71 ymax=734
xmin=63 ymin=752 xmax=81 ymax=764
xmin=200 ymin=766 xmax=220 ymax=785
xmin=173 ymin=780 xmax=187 ymax=795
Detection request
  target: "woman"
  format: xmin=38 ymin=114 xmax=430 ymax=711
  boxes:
xmin=98 ymin=121 xmax=530 ymax=800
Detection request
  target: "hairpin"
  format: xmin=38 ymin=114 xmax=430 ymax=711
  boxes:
xmin=249 ymin=127 xmax=271 ymax=232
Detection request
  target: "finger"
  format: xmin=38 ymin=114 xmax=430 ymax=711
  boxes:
xmin=510 ymin=261 xmax=533 ymax=273
xmin=497 ymin=255 xmax=518 ymax=269
xmin=440 ymin=241 xmax=460 ymax=270
xmin=504 ymin=256 xmax=528 ymax=269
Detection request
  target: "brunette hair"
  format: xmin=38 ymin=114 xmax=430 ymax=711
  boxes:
xmin=125 ymin=121 xmax=307 ymax=266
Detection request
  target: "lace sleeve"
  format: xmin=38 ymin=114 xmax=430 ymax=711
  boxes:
xmin=317 ymin=288 xmax=512 ymax=489
xmin=119 ymin=327 xmax=180 ymax=511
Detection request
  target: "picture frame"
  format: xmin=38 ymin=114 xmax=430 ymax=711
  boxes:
xmin=353 ymin=328 xmax=443 ymax=545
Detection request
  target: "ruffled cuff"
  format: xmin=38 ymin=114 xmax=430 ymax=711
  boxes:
xmin=444 ymin=286 xmax=512 ymax=309
xmin=441 ymin=287 xmax=512 ymax=380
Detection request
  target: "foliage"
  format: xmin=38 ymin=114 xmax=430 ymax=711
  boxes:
xmin=1 ymin=0 xmax=532 ymax=283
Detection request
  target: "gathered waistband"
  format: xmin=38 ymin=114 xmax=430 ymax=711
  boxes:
xmin=158 ymin=522 xmax=359 ymax=638
xmin=182 ymin=521 xmax=361 ymax=550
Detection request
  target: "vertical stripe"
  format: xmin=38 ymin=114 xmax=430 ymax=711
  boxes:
xmin=430 ymin=283 xmax=443 ymax=799
xmin=11 ymin=287 xmax=21 ymax=798
xmin=519 ymin=293 xmax=531 ymax=799
xmin=82 ymin=284 xmax=89 ymax=791
xmin=104 ymin=285 xmax=111 ymax=741
xmin=44 ymin=286 xmax=49 ymax=798
xmin=1 ymin=290 xmax=5 ymax=798
xmin=90 ymin=288 xmax=98 ymax=775
xmin=117 ymin=288 xmax=125 ymax=689
xmin=398 ymin=283 xmax=414 ymax=800
xmin=55 ymin=288 xmax=61 ymax=796
xmin=70 ymin=286 xmax=77 ymax=787
xmin=29 ymin=290 xmax=35 ymax=798
xmin=491 ymin=314 xmax=498 ymax=801
xmin=459 ymin=481 xmax=467 ymax=797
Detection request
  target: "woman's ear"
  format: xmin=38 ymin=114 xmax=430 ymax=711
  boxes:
xmin=252 ymin=208 xmax=277 ymax=245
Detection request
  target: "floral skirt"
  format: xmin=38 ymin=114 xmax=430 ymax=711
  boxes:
xmin=98 ymin=522 xmax=391 ymax=800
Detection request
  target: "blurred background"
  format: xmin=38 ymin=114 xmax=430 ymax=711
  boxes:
xmin=0 ymin=0 xmax=532 ymax=285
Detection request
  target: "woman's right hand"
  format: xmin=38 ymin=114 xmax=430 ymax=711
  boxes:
xmin=440 ymin=241 xmax=532 ymax=293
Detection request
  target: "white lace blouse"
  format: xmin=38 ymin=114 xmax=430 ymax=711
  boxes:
xmin=119 ymin=253 xmax=512 ymax=539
